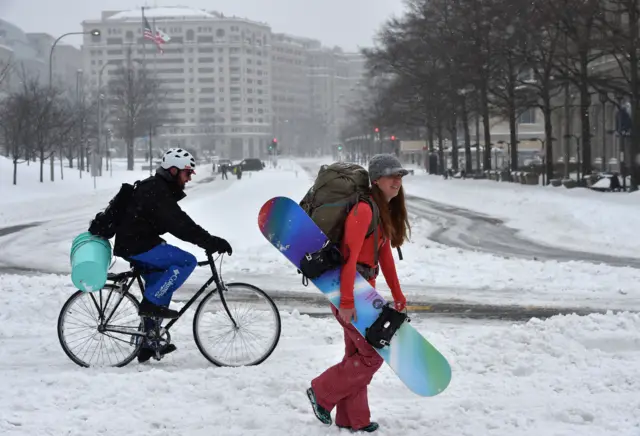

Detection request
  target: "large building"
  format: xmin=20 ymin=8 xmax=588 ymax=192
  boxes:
xmin=270 ymin=34 xmax=366 ymax=155
xmin=82 ymin=7 xmax=273 ymax=159
xmin=270 ymin=33 xmax=317 ymax=154
xmin=0 ymin=19 xmax=82 ymax=94
xmin=81 ymin=6 xmax=367 ymax=159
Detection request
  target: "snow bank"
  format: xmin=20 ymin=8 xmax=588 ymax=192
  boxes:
xmin=393 ymin=214 xmax=640 ymax=310
xmin=402 ymin=173 xmax=640 ymax=259
xmin=0 ymin=273 xmax=638 ymax=435
xmin=0 ymin=157 xmax=154 ymax=226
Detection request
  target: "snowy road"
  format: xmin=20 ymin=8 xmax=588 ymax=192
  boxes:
xmin=405 ymin=194 xmax=640 ymax=269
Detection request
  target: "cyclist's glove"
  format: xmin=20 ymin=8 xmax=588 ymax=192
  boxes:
xmin=208 ymin=236 xmax=233 ymax=256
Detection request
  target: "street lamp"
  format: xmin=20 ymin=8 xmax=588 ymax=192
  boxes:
xmin=48 ymin=29 xmax=100 ymax=86
xmin=48 ymin=29 xmax=100 ymax=188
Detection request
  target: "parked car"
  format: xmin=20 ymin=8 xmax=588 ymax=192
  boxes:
xmin=234 ymin=158 xmax=265 ymax=172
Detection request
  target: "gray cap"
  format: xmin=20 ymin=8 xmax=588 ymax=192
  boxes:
xmin=368 ymin=153 xmax=409 ymax=183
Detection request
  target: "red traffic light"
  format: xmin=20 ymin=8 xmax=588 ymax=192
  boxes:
xmin=391 ymin=135 xmax=396 ymax=141
xmin=272 ymin=138 xmax=277 ymax=143
xmin=374 ymin=127 xmax=379 ymax=133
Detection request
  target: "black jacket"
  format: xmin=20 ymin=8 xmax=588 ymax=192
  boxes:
xmin=113 ymin=168 xmax=215 ymax=258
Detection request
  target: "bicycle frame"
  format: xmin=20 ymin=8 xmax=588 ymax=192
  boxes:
xmin=97 ymin=252 xmax=237 ymax=338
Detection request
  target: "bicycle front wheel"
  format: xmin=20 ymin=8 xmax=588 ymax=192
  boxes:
xmin=193 ymin=282 xmax=281 ymax=367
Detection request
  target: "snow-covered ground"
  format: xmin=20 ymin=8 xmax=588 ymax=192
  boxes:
xmin=1 ymin=156 xmax=639 ymax=310
xmin=0 ymin=157 xmax=157 ymax=227
xmin=1 ymin=274 xmax=638 ymax=435
xmin=401 ymin=170 xmax=640 ymax=260
xmin=2 ymin=155 xmax=639 ymax=435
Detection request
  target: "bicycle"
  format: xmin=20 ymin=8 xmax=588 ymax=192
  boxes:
xmin=57 ymin=251 xmax=281 ymax=368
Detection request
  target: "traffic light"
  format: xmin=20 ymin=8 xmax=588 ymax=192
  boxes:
xmin=268 ymin=138 xmax=278 ymax=152
xmin=374 ymin=127 xmax=379 ymax=133
xmin=390 ymin=135 xmax=396 ymax=141
xmin=338 ymin=145 xmax=343 ymax=151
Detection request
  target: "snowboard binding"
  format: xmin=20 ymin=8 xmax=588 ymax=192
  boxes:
xmin=298 ymin=240 xmax=344 ymax=285
xmin=365 ymin=303 xmax=409 ymax=349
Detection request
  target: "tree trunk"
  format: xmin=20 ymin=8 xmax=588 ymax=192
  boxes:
xmin=629 ymin=1 xmax=639 ymax=191
xmin=475 ymin=115 xmax=481 ymax=173
xmin=481 ymin=83 xmax=492 ymax=170
xmin=579 ymin=54 xmax=592 ymax=180
xmin=508 ymin=105 xmax=518 ymax=171
xmin=543 ymin=90 xmax=554 ymax=185
xmin=437 ymin=121 xmax=444 ymax=175
xmin=39 ymin=150 xmax=44 ymax=183
xmin=60 ymin=150 xmax=64 ymax=180
xmin=127 ymin=136 xmax=134 ymax=171
xmin=449 ymin=116 xmax=459 ymax=172
xmin=13 ymin=159 xmax=17 ymax=185
xmin=462 ymin=97 xmax=472 ymax=174
xmin=427 ymin=120 xmax=435 ymax=174
xmin=50 ymin=153 xmax=55 ymax=182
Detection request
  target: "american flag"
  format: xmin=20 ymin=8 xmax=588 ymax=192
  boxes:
xmin=143 ymin=16 xmax=169 ymax=54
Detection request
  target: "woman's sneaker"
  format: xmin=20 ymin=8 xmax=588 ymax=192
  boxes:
xmin=306 ymin=387 xmax=332 ymax=425
xmin=337 ymin=422 xmax=380 ymax=433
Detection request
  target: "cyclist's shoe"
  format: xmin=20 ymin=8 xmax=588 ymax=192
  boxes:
xmin=138 ymin=298 xmax=179 ymax=319
xmin=137 ymin=343 xmax=177 ymax=363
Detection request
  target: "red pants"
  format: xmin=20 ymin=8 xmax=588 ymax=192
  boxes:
xmin=311 ymin=304 xmax=384 ymax=429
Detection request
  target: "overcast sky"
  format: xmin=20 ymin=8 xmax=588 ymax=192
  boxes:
xmin=1 ymin=0 xmax=407 ymax=51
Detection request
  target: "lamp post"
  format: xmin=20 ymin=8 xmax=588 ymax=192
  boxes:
xmin=97 ymin=61 xmax=110 ymax=180
xmin=49 ymin=29 xmax=100 ymax=187
xmin=48 ymin=29 xmax=100 ymax=87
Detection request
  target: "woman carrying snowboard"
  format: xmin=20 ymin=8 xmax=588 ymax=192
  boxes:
xmin=307 ymin=153 xmax=411 ymax=433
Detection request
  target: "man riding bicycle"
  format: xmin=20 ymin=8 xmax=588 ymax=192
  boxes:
xmin=113 ymin=148 xmax=232 ymax=362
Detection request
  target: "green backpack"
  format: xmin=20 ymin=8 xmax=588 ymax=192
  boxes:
xmin=300 ymin=162 xmax=381 ymax=267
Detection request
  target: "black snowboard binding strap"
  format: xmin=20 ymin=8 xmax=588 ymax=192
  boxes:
xmin=365 ymin=303 xmax=410 ymax=349
xmin=299 ymin=240 xmax=344 ymax=282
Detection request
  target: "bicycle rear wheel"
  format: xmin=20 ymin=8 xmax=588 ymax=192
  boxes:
xmin=57 ymin=288 xmax=144 ymax=367
xmin=193 ymin=282 xmax=281 ymax=367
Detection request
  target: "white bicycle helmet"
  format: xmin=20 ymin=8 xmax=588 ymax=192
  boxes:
xmin=161 ymin=148 xmax=196 ymax=173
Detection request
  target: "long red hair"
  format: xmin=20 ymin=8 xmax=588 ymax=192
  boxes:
xmin=371 ymin=184 xmax=411 ymax=247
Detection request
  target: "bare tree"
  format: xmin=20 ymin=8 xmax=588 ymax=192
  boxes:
xmin=15 ymin=78 xmax=67 ymax=183
xmin=108 ymin=48 xmax=163 ymax=170
xmin=0 ymin=60 xmax=12 ymax=90
xmin=597 ymin=0 xmax=640 ymax=191
xmin=0 ymin=91 xmax=33 ymax=184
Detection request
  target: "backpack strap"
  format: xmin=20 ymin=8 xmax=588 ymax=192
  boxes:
xmin=361 ymin=197 xmax=380 ymax=267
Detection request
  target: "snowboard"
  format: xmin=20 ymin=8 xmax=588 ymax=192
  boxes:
xmin=258 ymin=196 xmax=452 ymax=397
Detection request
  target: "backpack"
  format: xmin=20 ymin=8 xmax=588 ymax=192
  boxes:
xmin=88 ymin=181 xmax=139 ymax=239
xmin=298 ymin=162 xmax=380 ymax=280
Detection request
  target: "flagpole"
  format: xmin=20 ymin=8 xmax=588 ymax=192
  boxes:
xmin=141 ymin=6 xmax=146 ymax=65
xmin=151 ymin=16 xmax=159 ymax=174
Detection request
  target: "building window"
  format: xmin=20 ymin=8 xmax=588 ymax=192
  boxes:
xmin=519 ymin=108 xmax=536 ymax=124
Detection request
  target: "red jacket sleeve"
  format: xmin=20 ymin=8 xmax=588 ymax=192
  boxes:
xmin=339 ymin=203 xmax=373 ymax=309
xmin=379 ymin=239 xmax=404 ymax=302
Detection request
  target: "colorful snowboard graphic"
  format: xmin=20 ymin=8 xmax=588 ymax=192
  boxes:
xmin=258 ymin=196 xmax=451 ymax=397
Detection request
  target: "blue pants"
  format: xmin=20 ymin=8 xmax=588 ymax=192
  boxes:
xmin=130 ymin=243 xmax=197 ymax=307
